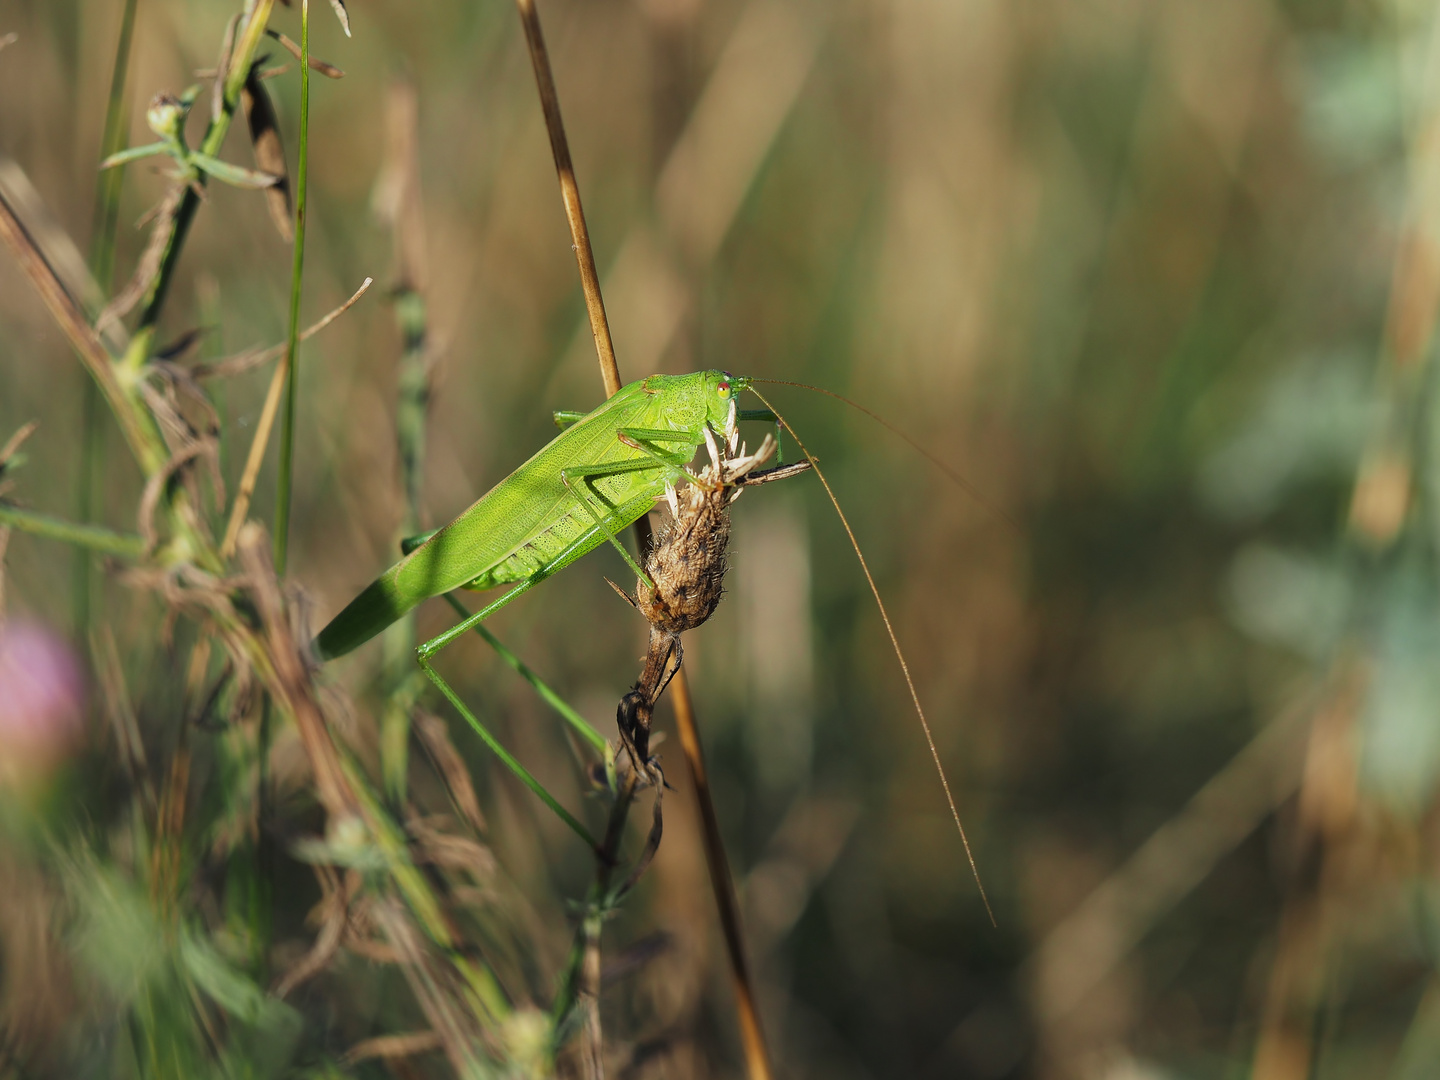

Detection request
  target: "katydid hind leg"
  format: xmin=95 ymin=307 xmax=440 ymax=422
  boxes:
xmin=417 ymin=653 xmax=597 ymax=848
xmin=439 ymin=591 xmax=606 ymax=753
xmin=415 ymin=566 xmax=602 ymax=846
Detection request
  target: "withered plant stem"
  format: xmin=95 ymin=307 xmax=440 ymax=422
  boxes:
xmin=671 ymin=665 xmax=775 ymax=1080
xmin=514 ymin=0 xmax=775 ymax=1072
xmin=0 ymin=189 xmax=160 ymax=473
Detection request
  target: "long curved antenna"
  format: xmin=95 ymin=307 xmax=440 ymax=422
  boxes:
xmin=748 ymin=387 xmax=995 ymax=925
xmin=753 ymin=379 xmax=1019 ymax=533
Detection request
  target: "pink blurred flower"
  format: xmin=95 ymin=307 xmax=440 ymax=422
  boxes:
xmin=0 ymin=620 xmax=85 ymax=787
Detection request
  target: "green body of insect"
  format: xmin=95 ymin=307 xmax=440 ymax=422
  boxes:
xmin=314 ymin=369 xmax=751 ymax=660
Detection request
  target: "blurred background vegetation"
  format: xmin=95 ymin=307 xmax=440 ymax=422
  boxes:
xmin=3 ymin=0 xmax=1440 ymax=1076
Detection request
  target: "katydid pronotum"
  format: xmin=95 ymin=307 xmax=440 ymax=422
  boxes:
xmin=313 ymin=367 xmax=989 ymax=908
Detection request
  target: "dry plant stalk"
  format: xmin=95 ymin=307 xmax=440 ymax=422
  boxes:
xmin=507 ymin=1 xmax=784 ymax=1070
xmin=608 ymin=429 xmax=805 ymax=1080
xmin=615 ymin=430 xmax=806 ymax=770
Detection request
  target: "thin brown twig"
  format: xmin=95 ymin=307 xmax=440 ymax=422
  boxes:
xmin=670 ymin=665 xmax=774 ymax=1080
xmin=196 ymin=276 xmax=373 ymax=381
xmin=0 ymin=421 xmax=39 ymax=470
xmin=512 ymin=0 xmax=621 ymax=397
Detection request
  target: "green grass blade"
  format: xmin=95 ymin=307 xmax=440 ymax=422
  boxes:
xmin=274 ymin=0 xmax=312 ymax=575
xmin=76 ymin=0 xmax=140 ymax=637
xmin=0 ymin=504 xmax=147 ymax=558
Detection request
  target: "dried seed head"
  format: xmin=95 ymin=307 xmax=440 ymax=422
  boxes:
xmin=636 ymin=484 xmax=732 ymax=635
xmin=633 ymin=431 xmax=791 ymax=635
xmin=146 ymin=94 xmax=189 ymax=142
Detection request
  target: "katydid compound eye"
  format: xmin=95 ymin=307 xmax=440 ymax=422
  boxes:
xmin=718 ymin=382 xmax=730 ymax=395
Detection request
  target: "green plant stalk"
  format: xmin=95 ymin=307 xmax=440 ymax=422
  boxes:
xmin=257 ymin=0 xmax=311 ymax=990
xmin=76 ymin=0 xmax=141 ymax=637
xmin=0 ymin=505 xmax=146 ymax=558
xmin=274 ymin=0 xmax=311 ymax=575
xmin=88 ymin=0 xmax=139 ymax=297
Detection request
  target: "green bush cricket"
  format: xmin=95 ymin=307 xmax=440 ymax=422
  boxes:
xmin=314 ymin=369 xmax=777 ymax=662
xmin=313 ymin=368 xmax=989 ymax=912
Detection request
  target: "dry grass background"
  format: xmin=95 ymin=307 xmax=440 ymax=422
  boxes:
xmin=3 ymin=0 xmax=1440 ymax=1077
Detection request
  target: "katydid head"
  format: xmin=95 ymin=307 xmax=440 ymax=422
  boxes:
xmin=701 ymin=369 xmax=750 ymax=440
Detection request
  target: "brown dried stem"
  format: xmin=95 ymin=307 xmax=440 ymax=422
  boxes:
xmin=515 ymin=2 xmax=774 ymax=1071
xmin=0 ymin=188 xmax=160 ymax=472
xmin=512 ymin=0 xmax=621 ymax=397
xmin=671 ymin=665 xmax=773 ymax=1080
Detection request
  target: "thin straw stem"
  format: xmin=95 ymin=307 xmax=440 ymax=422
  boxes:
xmin=670 ymin=665 xmax=775 ymax=1080
xmin=512 ymin=0 xmax=621 ymax=397
xmin=274 ymin=0 xmax=311 ymax=575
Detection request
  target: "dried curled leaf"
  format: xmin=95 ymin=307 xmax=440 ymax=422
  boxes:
xmin=97 ymin=183 xmax=185 ymax=331
xmin=265 ymin=29 xmax=345 ymax=78
xmin=329 ymin=0 xmax=352 ymax=37
xmin=240 ymin=63 xmax=293 ymax=241
xmin=212 ymin=14 xmax=240 ymax=122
